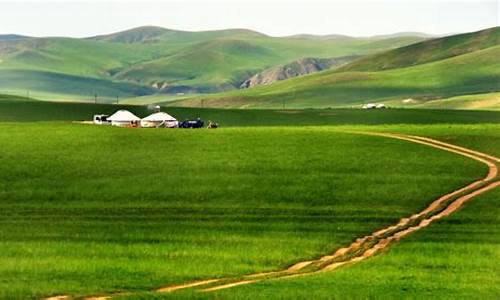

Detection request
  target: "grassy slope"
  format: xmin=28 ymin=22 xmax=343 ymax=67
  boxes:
xmin=0 ymin=70 xmax=155 ymax=101
xmin=116 ymin=36 xmax=425 ymax=90
xmin=174 ymin=45 xmax=500 ymax=108
xmin=340 ymin=26 xmax=500 ymax=72
xmin=0 ymin=28 xmax=426 ymax=99
xmin=0 ymin=38 xmax=168 ymax=99
xmin=0 ymin=124 xmax=486 ymax=299
xmin=0 ymin=38 xmax=166 ymax=77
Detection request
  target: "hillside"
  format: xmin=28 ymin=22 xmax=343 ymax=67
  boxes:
xmin=0 ymin=26 xmax=427 ymax=100
xmin=89 ymin=26 xmax=266 ymax=44
xmin=240 ymin=56 xmax=359 ymax=88
xmin=170 ymin=45 xmax=500 ymax=108
xmin=113 ymin=34 xmax=427 ymax=92
xmin=340 ymin=26 xmax=500 ymax=72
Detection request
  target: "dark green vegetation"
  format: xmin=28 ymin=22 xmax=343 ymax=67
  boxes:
xmin=0 ymin=121 xmax=488 ymax=299
xmin=175 ymin=27 xmax=500 ymax=109
xmin=0 ymin=26 xmax=424 ymax=99
xmin=2 ymin=97 xmax=500 ymax=124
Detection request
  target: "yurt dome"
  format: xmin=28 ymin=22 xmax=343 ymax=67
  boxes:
xmin=107 ymin=110 xmax=141 ymax=127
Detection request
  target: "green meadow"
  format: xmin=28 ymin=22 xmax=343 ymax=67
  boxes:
xmin=0 ymin=99 xmax=499 ymax=298
xmin=194 ymin=124 xmax=500 ymax=300
xmin=2 ymin=98 xmax=500 ymax=125
xmin=195 ymin=189 xmax=500 ymax=300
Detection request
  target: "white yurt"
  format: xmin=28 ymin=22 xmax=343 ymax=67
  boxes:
xmin=107 ymin=110 xmax=141 ymax=127
xmin=141 ymin=112 xmax=178 ymax=128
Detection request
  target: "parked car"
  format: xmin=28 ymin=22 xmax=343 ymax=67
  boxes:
xmin=179 ymin=118 xmax=204 ymax=128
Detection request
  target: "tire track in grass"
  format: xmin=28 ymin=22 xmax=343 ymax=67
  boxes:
xmin=43 ymin=132 xmax=499 ymax=299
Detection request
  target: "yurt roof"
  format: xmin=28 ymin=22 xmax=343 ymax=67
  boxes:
xmin=142 ymin=112 xmax=177 ymax=121
xmin=107 ymin=110 xmax=141 ymax=121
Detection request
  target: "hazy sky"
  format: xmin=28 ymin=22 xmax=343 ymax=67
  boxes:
xmin=0 ymin=0 xmax=498 ymax=37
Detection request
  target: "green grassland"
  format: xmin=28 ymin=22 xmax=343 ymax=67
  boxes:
xmin=0 ymin=27 xmax=425 ymax=99
xmin=173 ymin=44 xmax=500 ymax=108
xmin=198 ymin=189 xmax=499 ymax=300
xmin=0 ymin=101 xmax=499 ymax=298
xmin=2 ymin=97 xmax=500 ymax=124
xmin=188 ymin=124 xmax=499 ymax=300
xmin=0 ymin=122 xmax=488 ymax=299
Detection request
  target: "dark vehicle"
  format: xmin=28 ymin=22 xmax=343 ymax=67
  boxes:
xmin=179 ymin=118 xmax=204 ymax=128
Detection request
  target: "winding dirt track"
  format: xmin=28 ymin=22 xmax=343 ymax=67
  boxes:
xmin=44 ymin=132 xmax=499 ymax=300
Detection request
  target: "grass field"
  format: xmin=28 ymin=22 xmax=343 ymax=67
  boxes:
xmin=0 ymin=120 xmax=491 ymax=299
xmin=196 ymin=189 xmax=499 ymax=300
xmin=0 ymin=99 xmax=499 ymax=298
xmin=2 ymin=97 xmax=500 ymax=124
xmin=191 ymin=124 xmax=500 ymax=299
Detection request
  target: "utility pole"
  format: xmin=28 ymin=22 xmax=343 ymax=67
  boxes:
xmin=116 ymin=95 xmax=119 ymax=105
xmin=94 ymin=93 xmax=97 ymax=104
xmin=201 ymin=99 xmax=205 ymax=108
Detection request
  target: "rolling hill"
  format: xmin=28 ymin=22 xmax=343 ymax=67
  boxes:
xmin=169 ymin=34 xmax=500 ymax=109
xmin=339 ymin=27 xmax=500 ymax=72
xmin=89 ymin=26 xmax=267 ymax=44
xmin=0 ymin=26 xmax=427 ymax=100
xmin=111 ymin=32 xmax=427 ymax=92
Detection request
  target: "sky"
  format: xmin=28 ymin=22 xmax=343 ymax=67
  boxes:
xmin=0 ymin=0 xmax=498 ymax=38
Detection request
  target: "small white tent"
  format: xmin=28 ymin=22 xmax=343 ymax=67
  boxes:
xmin=107 ymin=110 xmax=141 ymax=127
xmin=141 ymin=112 xmax=178 ymax=128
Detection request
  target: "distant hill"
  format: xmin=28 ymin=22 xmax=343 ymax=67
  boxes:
xmin=367 ymin=32 xmax=435 ymax=39
xmin=113 ymin=33 xmax=428 ymax=92
xmin=170 ymin=39 xmax=500 ymax=109
xmin=287 ymin=32 xmax=433 ymax=41
xmin=340 ymin=27 xmax=500 ymax=72
xmin=286 ymin=34 xmax=355 ymax=41
xmin=89 ymin=26 xmax=266 ymax=44
xmin=0 ymin=26 xmax=431 ymax=100
xmin=0 ymin=34 xmax=30 ymax=41
xmin=240 ymin=56 xmax=360 ymax=88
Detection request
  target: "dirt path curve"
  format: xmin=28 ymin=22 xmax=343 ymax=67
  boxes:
xmin=44 ymin=132 xmax=499 ymax=300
